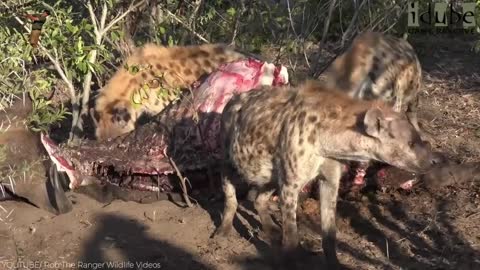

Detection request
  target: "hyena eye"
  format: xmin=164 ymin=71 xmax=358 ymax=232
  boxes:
xmin=408 ymin=141 xmax=415 ymax=148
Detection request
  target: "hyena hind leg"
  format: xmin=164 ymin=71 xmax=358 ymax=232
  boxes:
xmin=214 ymin=164 xmax=239 ymax=237
xmin=279 ymin=179 xmax=303 ymax=252
xmin=318 ymin=158 xmax=343 ymax=269
xmin=254 ymin=184 xmax=279 ymax=243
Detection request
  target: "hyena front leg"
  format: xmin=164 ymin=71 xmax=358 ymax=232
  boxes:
xmin=393 ymin=95 xmax=404 ymax=113
xmin=406 ymin=95 xmax=421 ymax=133
xmin=214 ymin=163 xmax=238 ymax=237
xmin=318 ymin=158 xmax=342 ymax=269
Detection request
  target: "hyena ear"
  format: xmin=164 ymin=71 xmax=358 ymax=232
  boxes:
xmin=364 ymin=107 xmax=386 ymax=138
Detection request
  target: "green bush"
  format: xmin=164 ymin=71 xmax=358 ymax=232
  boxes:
xmin=0 ymin=2 xmax=68 ymax=132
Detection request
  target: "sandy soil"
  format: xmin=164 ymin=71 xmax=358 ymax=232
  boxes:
xmin=1 ymin=34 xmax=480 ymax=270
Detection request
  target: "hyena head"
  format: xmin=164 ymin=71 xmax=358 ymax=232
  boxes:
xmin=91 ymin=101 xmax=135 ymax=141
xmin=362 ymin=106 xmax=436 ymax=173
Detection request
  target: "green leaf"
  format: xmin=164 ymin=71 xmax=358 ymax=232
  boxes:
xmin=110 ymin=31 xmax=119 ymax=42
xmin=51 ymin=28 xmax=59 ymax=38
xmin=227 ymin=7 xmax=236 ymax=17
xmin=75 ymin=54 xmax=86 ymax=63
xmin=131 ymin=65 xmax=139 ymax=74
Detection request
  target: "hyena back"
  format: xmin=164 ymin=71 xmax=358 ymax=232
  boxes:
xmin=319 ymin=31 xmax=423 ymax=132
xmin=214 ymin=80 xmax=436 ymax=267
xmin=92 ymin=43 xmax=246 ymax=141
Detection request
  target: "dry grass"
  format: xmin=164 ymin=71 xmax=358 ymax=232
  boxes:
xmin=418 ymin=54 xmax=480 ymax=163
xmin=0 ymin=203 xmax=14 ymax=227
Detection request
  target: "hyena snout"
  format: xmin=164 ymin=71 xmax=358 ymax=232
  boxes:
xmin=404 ymin=141 xmax=440 ymax=173
xmin=408 ymin=140 xmax=448 ymax=167
xmin=363 ymin=107 xmax=439 ymax=173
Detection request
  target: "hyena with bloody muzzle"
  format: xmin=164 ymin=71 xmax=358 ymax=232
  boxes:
xmin=319 ymin=31 xmax=426 ymax=187
xmin=214 ymin=80 xmax=437 ymax=268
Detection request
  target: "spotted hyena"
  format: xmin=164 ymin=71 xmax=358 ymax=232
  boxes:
xmin=92 ymin=43 xmax=246 ymax=141
xmin=214 ymin=80 xmax=437 ymax=268
xmin=320 ymin=31 xmax=422 ymax=131
xmin=319 ymin=31 xmax=425 ymax=186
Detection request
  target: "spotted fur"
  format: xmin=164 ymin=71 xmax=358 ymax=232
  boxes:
xmin=214 ymin=80 xmax=436 ymax=268
xmin=92 ymin=43 xmax=246 ymax=141
xmin=319 ymin=31 xmax=423 ymax=132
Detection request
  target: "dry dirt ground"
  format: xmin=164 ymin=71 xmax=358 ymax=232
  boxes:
xmin=1 ymin=34 xmax=480 ymax=270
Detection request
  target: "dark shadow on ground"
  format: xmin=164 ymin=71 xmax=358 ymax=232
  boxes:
xmin=196 ymin=179 xmax=408 ymax=270
xmin=297 ymin=183 xmax=480 ymax=270
xmin=78 ymin=213 xmax=212 ymax=270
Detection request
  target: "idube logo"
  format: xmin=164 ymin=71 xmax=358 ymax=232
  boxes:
xmin=408 ymin=1 xmax=477 ymax=31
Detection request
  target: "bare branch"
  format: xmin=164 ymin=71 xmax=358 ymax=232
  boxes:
xmin=320 ymin=0 xmax=338 ymax=46
xmin=189 ymin=0 xmax=203 ymax=29
xmin=309 ymin=0 xmax=338 ymax=77
xmin=341 ymin=0 xmax=367 ymax=47
xmin=102 ymin=0 xmax=147 ymax=35
xmin=87 ymin=0 xmax=100 ymax=37
xmin=286 ymin=0 xmax=298 ymax=37
xmin=1 ymin=4 xmax=30 ymax=32
xmin=100 ymin=1 xmax=108 ymax=30
xmin=230 ymin=0 xmax=246 ymax=45
xmin=161 ymin=6 xmax=210 ymax=43
xmin=50 ymin=47 xmax=76 ymax=99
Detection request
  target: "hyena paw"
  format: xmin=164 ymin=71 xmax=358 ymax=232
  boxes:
xmin=212 ymin=223 xmax=233 ymax=238
xmin=262 ymin=226 xmax=282 ymax=245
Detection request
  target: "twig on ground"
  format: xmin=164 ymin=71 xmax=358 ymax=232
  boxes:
xmin=0 ymin=184 xmax=6 ymax=198
xmin=466 ymin=211 xmax=480 ymax=220
xmin=8 ymin=176 xmax=16 ymax=194
xmin=167 ymin=157 xmax=194 ymax=207
xmin=385 ymin=238 xmax=390 ymax=260
xmin=0 ymin=204 xmax=14 ymax=226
